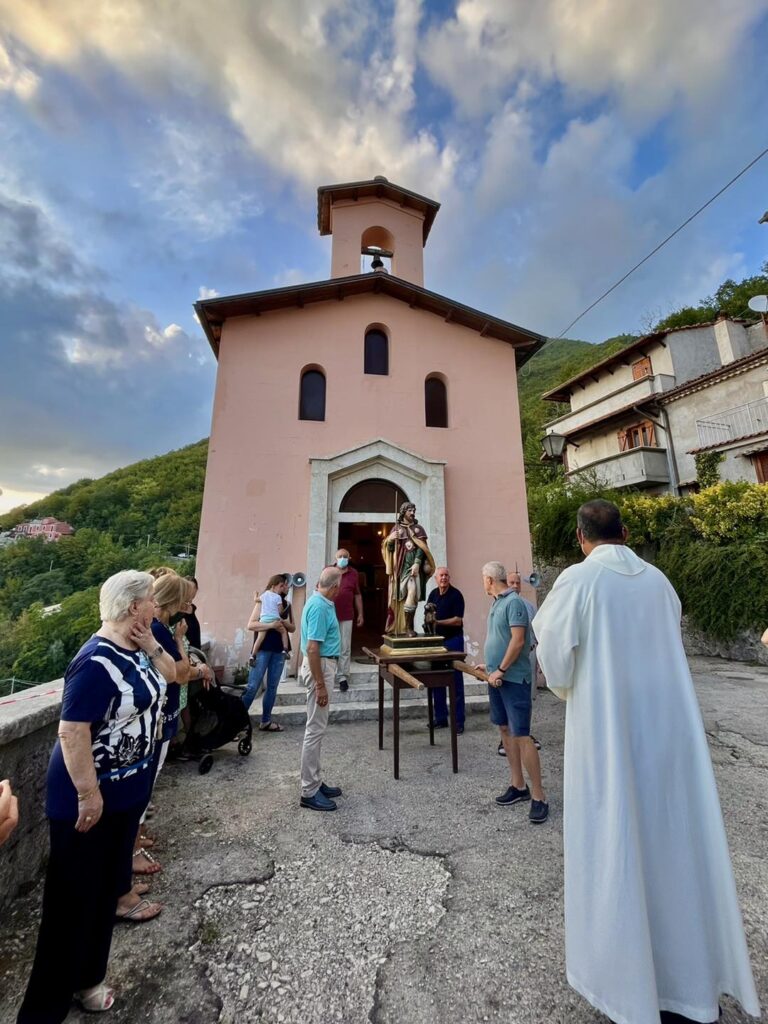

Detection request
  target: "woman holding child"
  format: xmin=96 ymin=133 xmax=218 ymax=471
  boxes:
xmin=241 ymin=574 xmax=294 ymax=731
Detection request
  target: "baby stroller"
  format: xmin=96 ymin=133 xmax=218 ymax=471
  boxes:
xmin=184 ymin=649 xmax=253 ymax=774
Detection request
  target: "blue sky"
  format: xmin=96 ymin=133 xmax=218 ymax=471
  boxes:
xmin=1 ymin=0 xmax=768 ymax=511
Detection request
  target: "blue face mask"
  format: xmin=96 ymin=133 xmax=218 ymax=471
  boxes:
xmin=336 ymin=557 xmax=349 ymax=568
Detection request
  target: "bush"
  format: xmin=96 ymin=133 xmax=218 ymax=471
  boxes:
xmin=658 ymin=539 xmax=768 ymax=639
xmin=689 ymin=482 xmax=768 ymax=543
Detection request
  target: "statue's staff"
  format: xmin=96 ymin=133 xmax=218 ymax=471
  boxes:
xmin=392 ymin=498 xmax=401 ymax=636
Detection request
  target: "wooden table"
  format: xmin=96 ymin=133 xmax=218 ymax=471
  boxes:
xmin=362 ymin=647 xmax=463 ymax=779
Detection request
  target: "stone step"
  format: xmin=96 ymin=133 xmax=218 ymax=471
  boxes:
xmin=248 ymin=692 xmax=492 ymax=727
xmin=239 ymin=676 xmax=489 ymax=708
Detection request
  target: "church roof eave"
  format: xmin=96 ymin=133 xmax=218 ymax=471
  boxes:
xmin=316 ymin=178 xmax=441 ymax=243
xmin=194 ymin=274 xmax=546 ymax=367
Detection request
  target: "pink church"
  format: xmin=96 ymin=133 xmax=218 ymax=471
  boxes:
xmin=195 ymin=177 xmax=544 ymax=669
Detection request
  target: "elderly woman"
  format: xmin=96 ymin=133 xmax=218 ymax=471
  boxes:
xmin=242 ymin=574 xmax=295 ymax=731
xmin=130 ymin=572 xmax=213 ymax=878
xmin=16 ymin=571 xmax=174 ymax=1023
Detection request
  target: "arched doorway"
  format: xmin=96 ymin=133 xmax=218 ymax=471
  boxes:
xmin=337 ymin=479 xmax=408 ymax=650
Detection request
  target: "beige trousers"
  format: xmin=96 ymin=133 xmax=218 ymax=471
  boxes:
xmin=336 ymin=619 xmax=353 ymax=683
xmin=299 ymin=656 xmax=335 ymax=798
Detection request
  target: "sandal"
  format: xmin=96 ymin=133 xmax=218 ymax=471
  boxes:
xmin=132 ymin=881 xmax=152 ymax=896
xmin=74 ymin=984 xmax=115 ymax=1012
xmin=259 ymin=721 xmax=284 ymax=732
xmin=115 ymin=898 xmax=163 ymax=923
xmin=138 ymin=833 xmax=156 ymax=849
xmin=132 ymin=848 xmax=162 ymax=875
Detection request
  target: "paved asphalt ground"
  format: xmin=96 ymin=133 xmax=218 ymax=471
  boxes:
xmin=1 ymin=656 xmax=766 ymax=1024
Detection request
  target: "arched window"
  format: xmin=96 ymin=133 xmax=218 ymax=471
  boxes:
xmin=299 ymin=368 xmax=326 ymax=421
xmin=425 ymin=375 xmax=448 ymax=428
xmin=364 ymin=328 xmax=389 ymax=375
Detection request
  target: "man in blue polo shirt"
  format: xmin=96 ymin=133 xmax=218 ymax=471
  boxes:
xmin=426 ymin=567 xmax=466 ymax=733
xmin=299 ymin=566 xmax=344 ymax=812
xmin=479 ymin=560 xmax=548 ymax=824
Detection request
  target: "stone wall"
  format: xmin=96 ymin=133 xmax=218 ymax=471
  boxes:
xmin=0 ymin=682 xmax=63 ymax=912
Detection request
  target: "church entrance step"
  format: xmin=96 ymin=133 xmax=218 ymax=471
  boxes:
xmin=247 ymin=692 xmax=491 ymax=727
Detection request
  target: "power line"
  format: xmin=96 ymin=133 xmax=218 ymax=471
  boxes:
xmin=556 ymin=143 xmax=768 ymax=339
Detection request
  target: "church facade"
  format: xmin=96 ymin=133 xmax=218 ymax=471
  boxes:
xmin=195 ymin=178 xmax=545 ymax=669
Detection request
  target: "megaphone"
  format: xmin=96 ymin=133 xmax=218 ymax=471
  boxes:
xmin=288 ymin=572 xmax=307 ymax=589
xmin=523 ymin=571 xmax=541 ymax=588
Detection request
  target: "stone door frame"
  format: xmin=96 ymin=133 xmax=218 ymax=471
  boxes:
xmin=306 ymin=438 xmax=447 ymax=595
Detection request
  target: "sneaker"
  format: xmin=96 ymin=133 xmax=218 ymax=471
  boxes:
xmin=300 ymin=791 xmax=337 ymax=812
xmin=319 ymin=782 xmax=342 ymax=798
xmin=338 ymin=678 xmax=349 ymax=693
xmin=529 ymin=799 xmax=549 ymax=824
xmin=495 ymin=785 xmax=531 ymax=805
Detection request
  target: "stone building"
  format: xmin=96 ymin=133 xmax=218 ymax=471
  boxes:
xmin=194 ymin=177 xmax=544 ymax=667
xmin=542 ymin=316 xmax=768 ymax=493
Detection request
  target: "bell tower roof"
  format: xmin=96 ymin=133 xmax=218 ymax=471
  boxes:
xmin=317 ymin=176 xmax=440 ymax=244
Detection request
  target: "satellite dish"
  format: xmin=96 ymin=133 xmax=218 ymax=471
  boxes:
xmin=747 ymin=295 xmax=768 ymax=313
xmin=289 ymin=572 xmax=307 ymax=588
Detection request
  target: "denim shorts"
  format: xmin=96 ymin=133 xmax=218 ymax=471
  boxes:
xmin=488 ymin=680 xmax=532 ymax=736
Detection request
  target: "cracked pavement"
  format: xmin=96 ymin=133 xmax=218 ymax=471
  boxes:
xmin=0 ymin=656 xmax=766 ymax=1023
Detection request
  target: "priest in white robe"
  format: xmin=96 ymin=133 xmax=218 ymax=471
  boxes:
xmin=534 ymin=499 xmax=759 ymax=1024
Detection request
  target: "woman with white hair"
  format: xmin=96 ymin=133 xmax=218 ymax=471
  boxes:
xmin=17 ymin=570 xmax=175 ymax=1022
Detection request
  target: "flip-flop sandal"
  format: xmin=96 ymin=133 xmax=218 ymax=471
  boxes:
xmin=138 ymin=834 xmax=156 ymax=849
xmin=115 ymin=898 xmax=163 ymax=923
xmin=132 ymin=881 xmax=152 ymax=896
xmin=259 ymin=722 xmax=284 ymax=732
xmin=132 ymin=847 xmax=162 ymax=875
xmin=74 ymin=984 xmax=115 ymax=1012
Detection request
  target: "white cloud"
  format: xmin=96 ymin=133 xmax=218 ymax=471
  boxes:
xmin=0 ymin=38 xmax=39 ymax=100
xmin=198 ymin=285 xmax=220 ymax=300
xmin=423 ymin=0 xmax=768 ymax=120
xmin=0 ymin=0 xmax=456 ymax=195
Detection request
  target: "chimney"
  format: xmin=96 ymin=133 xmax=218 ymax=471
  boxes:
xmin=714 ymin=313 xmax=750 ymax=366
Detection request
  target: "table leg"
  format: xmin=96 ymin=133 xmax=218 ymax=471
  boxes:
xmin=378 ymin=669 xmax=384 ymax=751
xmin=393 ymin=683 xmax=400 ymax=780
xmin=427 ymin=687 xmax=435 ymax=746
xmin=448 ymin=677 xmax=458 ymax=774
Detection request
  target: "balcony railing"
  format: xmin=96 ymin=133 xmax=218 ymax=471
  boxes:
xmin=696 ymin=396 xmax=768 ymax=448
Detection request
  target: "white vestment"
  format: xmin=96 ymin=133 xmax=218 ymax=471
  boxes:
xmin=534 ymin=544 xmax=759 ymax=1024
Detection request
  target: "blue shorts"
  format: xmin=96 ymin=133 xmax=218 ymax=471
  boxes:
xmin=488 ymin=680 xmax=532 ymax=736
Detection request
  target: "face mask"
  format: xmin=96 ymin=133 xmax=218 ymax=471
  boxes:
xmin=336 ymin=557 xmax=349 ymax=568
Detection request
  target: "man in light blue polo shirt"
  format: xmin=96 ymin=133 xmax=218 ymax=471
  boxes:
xmin=299 ymin=566 xmax=343 ymax=811
xmin=479 ymin=560 xmax=548 ymax=824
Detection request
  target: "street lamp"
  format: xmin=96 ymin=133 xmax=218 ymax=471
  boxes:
xmin=540 ymin=432 xmax=567 ymax=460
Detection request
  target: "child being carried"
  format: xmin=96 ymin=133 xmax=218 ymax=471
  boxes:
xmin=249 ymin=586 xmax=290 ymax=662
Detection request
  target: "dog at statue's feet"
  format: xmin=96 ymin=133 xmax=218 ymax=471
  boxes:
xmin=422 ymin=602 xmax=437 ymax=636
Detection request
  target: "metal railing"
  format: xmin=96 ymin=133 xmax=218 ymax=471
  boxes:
xmin=696 ymin=396 xmax=768 ymax=448
xmin=0 ymin=677 xmax=39 ymax=699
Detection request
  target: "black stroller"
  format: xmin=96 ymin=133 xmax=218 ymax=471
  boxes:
xmin=183 ymin=651 xmax=253 ymax=773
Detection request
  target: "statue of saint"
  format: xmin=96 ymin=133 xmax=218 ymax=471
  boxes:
xmin=382 ymin=502 xmax=436 ymax=636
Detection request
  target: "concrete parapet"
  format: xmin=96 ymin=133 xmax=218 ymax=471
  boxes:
xmin=0 ymin=681 xmax=63 ymax=911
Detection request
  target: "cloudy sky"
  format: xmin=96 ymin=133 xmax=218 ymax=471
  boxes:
xmin=2 ymin=0 xmax=768 ymax=512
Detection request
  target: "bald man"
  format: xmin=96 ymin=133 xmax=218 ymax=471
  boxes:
xmin=426 ymin=567 xmax=466 ymax=733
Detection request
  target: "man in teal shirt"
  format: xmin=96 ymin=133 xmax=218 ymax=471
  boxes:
xmin=479 ymin=560 xmax=548 ymax=824
xmin=299 ymin=566 xmax=343 ymax=811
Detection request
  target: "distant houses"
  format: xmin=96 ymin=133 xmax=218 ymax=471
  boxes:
xmin=541 ymin=316 xmax=768 ymax=493
xmin=5 ymin=517 xmax=75 ymax=544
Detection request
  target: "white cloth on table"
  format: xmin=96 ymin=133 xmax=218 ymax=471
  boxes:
xmin=533 ymin=543 xmax=759 ymax=1024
